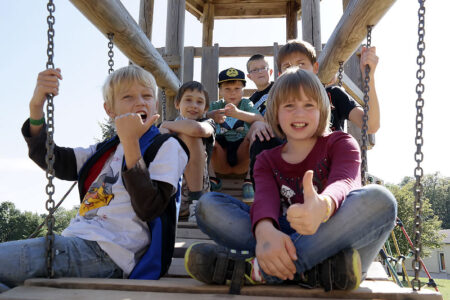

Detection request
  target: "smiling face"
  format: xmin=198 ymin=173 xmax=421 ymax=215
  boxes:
xmin=219 ymin=81 xmax=245 ymax=105
xmin=247 ymin=59 xmax=272 ymax=88
xmin=176 ymin=89 xmax=207 ymax=120
xmin=277 ymin=86 xmax=320 ymax=142
xmin=104 ymin=81 xmax=157 ymax=123
xmin=280 ymin=52 xmax=319 ymax=74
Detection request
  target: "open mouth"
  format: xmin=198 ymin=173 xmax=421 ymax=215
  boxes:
xmin=292 ymin=122 xmax=307 ymax=128
xmin=137 ymin=112 xmax=147 ymax=122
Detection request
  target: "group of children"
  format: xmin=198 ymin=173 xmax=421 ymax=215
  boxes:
xmin=0 ymin=39 xmax=396 ymax=295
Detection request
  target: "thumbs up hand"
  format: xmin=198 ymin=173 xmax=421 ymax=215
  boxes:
xmin=286 ymin=170 xmax=332 ymax=235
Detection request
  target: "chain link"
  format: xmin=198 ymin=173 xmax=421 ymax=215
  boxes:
xmin=107 ymin=33 xmax=114 ymax=74
xmin=45 ymin=0 xmax=56 ymax=278
xmin=360 ymin=25 xmax=372 ymax=186
xmin=161 ymin=88 xmax=167 ymax=121
xmin=338 ymin=61 xmax=344 ymax=87
xmin=412 ymin=0 xmax=426 ymax=291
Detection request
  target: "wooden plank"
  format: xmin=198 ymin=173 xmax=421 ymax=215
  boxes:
xmin=69 ymin=0 xmax=180 ymax=95
xmin=317 ymin=0 xmax=397 ymax=84
xmin=301 ymin=0 xmax=321 ymax=54
xmin=201 ymin=44 xmax=219 ymax=102
xmin=22 ymin=277 xmax=444 ymax=299
xmin=177 ymin=228 xmax=211 ymax=240
xmin=273 ymin=42 xmax=279 ymax=79
xmin=183 ymin=46 xmax=195 ymax=82
xmin=138 ymin=0 xmax=154 ymax=41
xmin=201 ymin=2 xmax=214 ymax=47
xmin=286 ymin=0 xmax=299 ymax=40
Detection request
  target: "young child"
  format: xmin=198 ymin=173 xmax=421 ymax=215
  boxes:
xmin=247 ymin=54 xmax=274 ymax=116
xmin=0 ymin=65 xmax=188 ymax=289
xmin=249 ymin=40 xmax=381 ymax=187
xmin=207 ymin=67 xmax=263 ymax=198
xmin=185 ymin=68 xmax=397 ymax=293
xmin=159 ymin=81 xmax=215 ymax=221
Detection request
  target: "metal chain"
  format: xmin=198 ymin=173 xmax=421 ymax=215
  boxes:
xmin=338 ymin=61 xmax=344 ymax=87
xmin=360 ymin=25 xmax=372 ymax=186
xmin=161 ymin=88 xmax=167 ymax=121
xmin=45 ymin=0 xmax=56 ymax=278
xmin=412 ymin=0 xmax=426 ymax=291
xmin=107 ymin=33 xmax=114 ymax=74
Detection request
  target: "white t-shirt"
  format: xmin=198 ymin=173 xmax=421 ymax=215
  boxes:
xmin=62 ymin=137 xmax=187 ymax=275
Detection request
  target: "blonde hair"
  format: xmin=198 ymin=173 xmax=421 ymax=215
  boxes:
xmin=264 ymin=67 xmax=330 ymax=139
xmin=102 ymin=65 xmax=157 ymax=110
xmin=277 ymin=40 xmax=317 ymax=71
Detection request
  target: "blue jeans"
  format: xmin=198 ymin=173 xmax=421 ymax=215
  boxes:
xmin=196 ymin=184 xmax=397 ymax=283
xmin=0 ymin=235 xmax=123 ymax=288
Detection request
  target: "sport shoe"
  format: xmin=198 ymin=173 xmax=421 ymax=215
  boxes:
xmin=210 ymin=177 xmax=222 ymax=191
xmin=298 ymin=248 xmax=362 ymax=292
xmin=184 ymin=243 xmax=256 ymax=294
xmin=242 ymin=181 xmax=254 ymax=201
xmin=188 ymin=200 xmax=198 ymax=223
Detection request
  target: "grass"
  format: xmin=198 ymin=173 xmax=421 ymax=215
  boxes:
xmin=399 ymin=277 xmax=449 ymax=299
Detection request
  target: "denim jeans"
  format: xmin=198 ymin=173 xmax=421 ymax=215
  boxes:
xmin=196 ymin=184 xmax=397 ymax=284
xmin=0 ymin=235 xmax=123 ymax=288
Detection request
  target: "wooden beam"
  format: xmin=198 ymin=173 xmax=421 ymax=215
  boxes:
xmin=317 ymin=0 xmax=396 ymax=84
xmin=301 ymin=0 xmax=321 ymax=54
xmin=69 ymin=0 xmax=180 ymax=95
xmin=286 ymin=0 xmax=299 ymax=40
xmin=201 ymin=44 xmax=219 ymax=103
xmin=202 ymin=2 xmax=214 ymax=47
xmin=138 ymin=0 xmax=154 ymax=41
xmin=273 ymin=42 xmax=280 ymax=79
xmin=183 ymin=46 xmax=195 ymax=82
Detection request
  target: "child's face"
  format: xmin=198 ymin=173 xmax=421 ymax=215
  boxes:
xmin=176 ymin=89 xmax=207 ymax=120
xmin=247 ymin=59 xmax=271 ymax=87
xmin=280 ymin=52 xmax=318 ymax=74
xmin=219 ymin=81 xmax=244 ymax=106
xmin=105 ymin=81 xmax=157 ymax=123
xmin=277 ymin=86 xmax=320 ymax=141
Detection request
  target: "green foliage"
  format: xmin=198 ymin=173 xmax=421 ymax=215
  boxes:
xmin=98 ymin=117 xmax=116 ymax=142
xmin=0 ymin=201 xmax=79 ymax=242
xmin=386 ymin=179 xmax=444 ymax=257
xmin=421 ymin=173 xmax=450 ymax=229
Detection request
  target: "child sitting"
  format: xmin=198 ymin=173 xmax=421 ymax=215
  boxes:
xmin=159 ymin=81 xmax=215 ymax=222
xmin=0 ymin=65 xmax=188 ymax=289
xmin=207 ymin=67 xmax=263 ymax=199
xmin=185 ymin=68 xmax=397 ymax=294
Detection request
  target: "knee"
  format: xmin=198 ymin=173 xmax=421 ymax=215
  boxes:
xmin=360 ymin=185 xmax=397 ymax=221
xmin=196 ymin=192 xmax=223 ymax=224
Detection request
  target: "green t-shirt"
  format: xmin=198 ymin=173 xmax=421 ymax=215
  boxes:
xmin=209 ymin=98 xmax=260 ymax=142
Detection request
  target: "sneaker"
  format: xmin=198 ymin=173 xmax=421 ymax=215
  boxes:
xmin=298 ymin=248 xmax=362 ymax=292
xmin=184 ymin=243 xmax=256 ymax=294
xmin=242 ymin=181 xmax=254 ymax=201
xmin=179 ymin=199 xmax=190 ymax=219
xmin=188 ymin=200 xmax=198 ymax=223
xmin=210 ymin=177 xmax=222 ymax=191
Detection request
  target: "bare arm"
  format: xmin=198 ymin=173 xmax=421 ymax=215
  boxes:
xmin=225 ymin=103 xmax=264 ymax=124
xmin=160 ymin=119 xmax=214 ymax=138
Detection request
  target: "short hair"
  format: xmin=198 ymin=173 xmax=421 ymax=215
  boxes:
xmin=175 ymin=81 xmax=210 ymax=111
xmin=276 ymin=40 xmax=317 ymax=71
xmin=102 ymin=65 xmax=157 ymax=110
xmin=246 ymin=54 xmax=269 ymax=72
xmin=218 ymin=80 xmax=246 ymax=89
xmin=264 ymin=67 xmax=330 ymax=139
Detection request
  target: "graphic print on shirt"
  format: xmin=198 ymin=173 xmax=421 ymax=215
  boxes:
xmin=280 ymin=184 xmax=295 ymax=215
xmin=79 ymin=165 xmax=119 ymax=218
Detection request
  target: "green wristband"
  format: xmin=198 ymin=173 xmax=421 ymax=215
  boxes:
xmin=29 ymin=116 xmax=45 ymax=126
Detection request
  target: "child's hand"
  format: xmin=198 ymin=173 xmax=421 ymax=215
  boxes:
xmin=224 ymin=103 xmax=238 ymax=117
xmin=115 ymin=113 xmax=160 ymax=144
xmin=250 ymin=121 xmax=275 ymax=143
xmin=30 ymin=68 xmax=62 ymax=116
xmin=360 ymin=46 xmax=378 ymax=76
xmin=209 ymin=109 xmax=226 ymax=124
xmin=255 ymin=220 xmax=297 ymax=281
xmin=159 ymin=121 xmax=171 ymax=134
xmin=286 ymin=170 xmax=329 ymax=235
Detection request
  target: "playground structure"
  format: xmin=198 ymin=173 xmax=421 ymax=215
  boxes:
xmin=0 ymin=0 xmax=444 ymax=299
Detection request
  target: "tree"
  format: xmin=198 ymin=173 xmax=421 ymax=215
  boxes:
xmin=98 ymin=118 xmax=116 ymax=142
xmin=386 ymin=179 xmax=444 ymax=257
xmin=421 ymin=173 xmax=450 ymax=229
xmin=0 ymin=202 xmax=43 ymax=242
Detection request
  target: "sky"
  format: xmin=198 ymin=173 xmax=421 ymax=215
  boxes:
xmin=0 ymin=0 xmax=448 ymax=214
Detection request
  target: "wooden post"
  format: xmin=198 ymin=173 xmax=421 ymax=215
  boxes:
xmin=70 ymin=0 xmax=180 ymax=94
xmin=165 ymin=0 xmax=185 ymax=120
xmin=201 ymin=44 xmax=219 ymax=104
xmin=202 ymin=2 xmax=214 ymax=47
xmin=301 ymin=0 xmax=321 ymax=55
xmin=183 ymin=46 xmax=195 ymax=82
xmin=139 ymin=0 xmax=154 ymax=40
xmin=286 ymin=0 xmax=299 ymax=40
xmin=273 ymin=42 xmax=279 ymax=80
xmin=317 ymin=0 xmax=396 ymax=84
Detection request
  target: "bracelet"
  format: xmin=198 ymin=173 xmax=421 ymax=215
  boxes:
xmin=29 ymin=116 xmax=45 ymax=126
xmin=322 ymin=196 xmax=332 ymax=223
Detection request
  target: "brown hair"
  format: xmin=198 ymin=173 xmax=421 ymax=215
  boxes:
xmin=264 ymin=67 xmax=330 ymax=139
xmin=175 ymin=81 xmax=210 ymax=111
xmin=276 ymin=40 xmax=317 ymax=71
xmin=246 ymin=54 xmax=269 ymax=73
